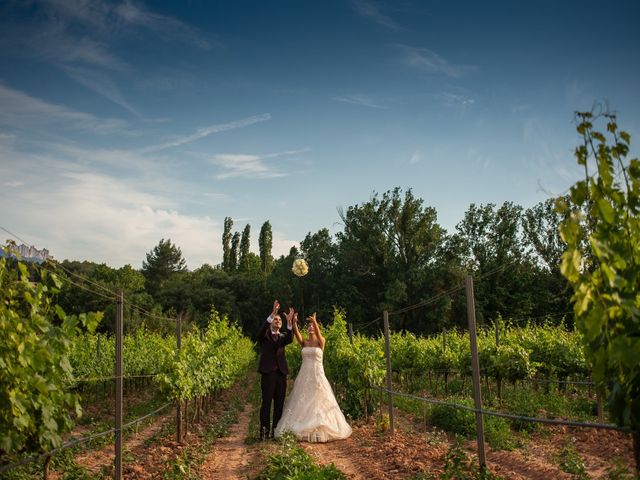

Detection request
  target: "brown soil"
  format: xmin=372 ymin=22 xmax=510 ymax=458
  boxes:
xmin=51 ymin=377 xmax=638 ymax=480
xmin=122 ymin=373 xmax=258 ymax=479
xmin=303 ymin=419 xmax=450 ymax=479
xmin=199 ymin=402 xmax=255 ymax=480
xmin=303 ymin=409 xmax=636 ymax=480
xmin=49 ymin=387 xmax=171 ymax=479
xmin=70 ymin=406 xmax=173 ymax=477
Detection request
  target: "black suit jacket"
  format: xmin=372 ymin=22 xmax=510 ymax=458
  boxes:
xmin=257 ymin=319 xmax=293 ymax=375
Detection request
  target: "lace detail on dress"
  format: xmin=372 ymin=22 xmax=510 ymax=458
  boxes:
xmin=274 ymin=347 xmax=352 ymax=442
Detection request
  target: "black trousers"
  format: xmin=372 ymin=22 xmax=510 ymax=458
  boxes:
xmin=260 ymin=370 xmax=287 ymax=438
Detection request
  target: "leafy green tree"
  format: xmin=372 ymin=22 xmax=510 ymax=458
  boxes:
xmin=239 ymin=224 xmax=251 ymax=271
xmin=336 ymin=187 xmax=446 ymax=332
xmin=258 ymin=220 xmax=273 ymax=275
xmin=455 ymin=201 xmax=534 ymax=325
xmin=229 ymin=232 xmax=240 ymax=271
xmin=142 ymin=239 xmax=187 ymax=297
xmin=222 ymin=216 xmax=233 ymax=271
xmin=300 ymin=228 xmax=339 ymax=320
xmin=558 ymin=111 xmax=640 ymax=469
xmin=522 ymin=198 xmax=573 ymax=323
xmin=524 ymin=197 xmax=569 ymax=271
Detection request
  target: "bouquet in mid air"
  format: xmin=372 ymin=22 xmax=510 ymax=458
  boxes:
xmin=292 ymin=258 xmax=309 ymax=277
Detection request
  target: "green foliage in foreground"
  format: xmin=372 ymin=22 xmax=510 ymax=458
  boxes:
xmin=255 ymin=433 xmax=346 ymax=480
xmin=558 ymin=111 xmax=640 ymax=434
xmin=0 ymin=252 xmax=101 ymax=456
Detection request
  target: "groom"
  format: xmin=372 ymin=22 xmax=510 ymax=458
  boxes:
xmin=257 ymin=299 xmax=294 ymax=440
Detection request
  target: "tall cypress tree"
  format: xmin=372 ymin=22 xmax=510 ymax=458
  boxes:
xmin=229 ymin=231 xmax=240 ymax=271
xmin=239 ymin=224 xmax=251 ymax=270
xmin=258 ymin=220 xmax=273 ymax=275
xmin=222 ymin=217 xmax=233 ymax=271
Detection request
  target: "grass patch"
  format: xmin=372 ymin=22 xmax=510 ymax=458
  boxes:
xmin=255 ymin=433 xmax=346 ymax=480
xmin=409 ymin=436 xmax=505 ymax=480
xmin=555 ymin=439 xmax=588 ymax=479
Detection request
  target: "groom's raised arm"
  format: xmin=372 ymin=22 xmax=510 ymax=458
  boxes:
xmin=258 ymin=299 xmax=280 ymax=342
xmin=257 ymin=318 xmax=270 ymax=343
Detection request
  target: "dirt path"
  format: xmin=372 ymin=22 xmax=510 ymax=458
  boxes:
xmin=302 ymin=437 xmax=368 ymax=479
xmin=199 ymin=401 xmax=255 ymax=480
xmin=69 ymin=408 xmax=173 ymax=477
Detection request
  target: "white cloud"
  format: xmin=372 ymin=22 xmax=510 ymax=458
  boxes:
xmin=144 ymin=113 xmax=272 ymax=153
xmin=395 ymin=45 xmax=474 ymax=78
xmin=211 ymin=148 xmax=308 ymax=180
xmin=0 ymin=149 xmax=221 ymax=268
xmin=4 ymin=181 xmax=24 ymax=188
xmin=0 ymin=83 xmax=128 ymax=133
xmin=271 ymin=231 xmax=299 ymax=259
xmin=0 ymin=147 xmax=298 ymax=268
xmin=332 ymin=94 xmax=388 ymax=109
xmin=211 ymin=154 xmax=287 ymax=180
xmin=440 ymin=92 xmax=475 ymax=108
xmin=350 ymin=0 xmax=399 ymax=29
xmin=409 ymin=151 xmax=421 ymax=164
xmin=50 ymin=143 xmax=153 ymax=171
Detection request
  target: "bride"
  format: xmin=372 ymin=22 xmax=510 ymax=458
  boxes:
xmin=274 ymin=311 xmax=352 ymax=442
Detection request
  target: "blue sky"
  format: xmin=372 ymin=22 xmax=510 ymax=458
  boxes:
xmin=1 ymin=0 xmax=639 ymax=268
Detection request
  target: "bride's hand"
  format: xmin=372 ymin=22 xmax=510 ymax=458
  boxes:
xmin=284 ymin=307 xmax=295 ymax=324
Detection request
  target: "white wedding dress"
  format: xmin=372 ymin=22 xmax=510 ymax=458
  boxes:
xmin=274 ymin=346 xmax=352 ymax=442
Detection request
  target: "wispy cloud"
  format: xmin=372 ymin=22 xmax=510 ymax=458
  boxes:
xmin=394 ymin=45 xmax=475 ymax=78
xmin=409 ymin=151 xmax=421 ymax=164
xmin=31 ymin=23 xmax=128 ymax=71
xmin=211 ymin=148 xmax=308 ymax=180
xmin=11 ymin=0 xmax=214 ymax=118
xmin=440 ymin=92 xmax=475 ymax=109
xmin=37 ymin=0 xmax=213 ymax=50
xmin=0 ymin=83 xmax=128 ymax=133
xmin=4 ymin=180 xmax=24 ymax=188
xmin=0 ymin=133 xmax=16 ymax=144
xmin=114 ymin=0 xmax=215 ymax=49
xmin=350 ymin=0 xmax=399 ymax=29
xmin=144 ymin=114 xmax=272 ymax=152
xmin=332 ymin=94 xmax=388 ymax=109
xmin=62 ymin=65 xmax=141 ymax=117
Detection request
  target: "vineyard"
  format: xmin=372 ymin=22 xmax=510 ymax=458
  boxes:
xmin=2 ymin=255 xmax=632 ymax=479
xmin=1 ymin=113 xmax=639 ymax=479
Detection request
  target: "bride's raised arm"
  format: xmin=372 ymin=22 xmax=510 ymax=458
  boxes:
xmin=309 ymin=313 xmax=325 ymax=350
xmin=292 ymin=312 xmax=304 ymax=345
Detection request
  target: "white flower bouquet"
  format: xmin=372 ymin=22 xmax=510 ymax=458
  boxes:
xmin=292 ymin=258 xmax=309 ymax=277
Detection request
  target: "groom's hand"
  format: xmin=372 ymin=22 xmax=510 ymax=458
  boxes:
xmin=272 ymin=299 xmax=280 ymax=316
